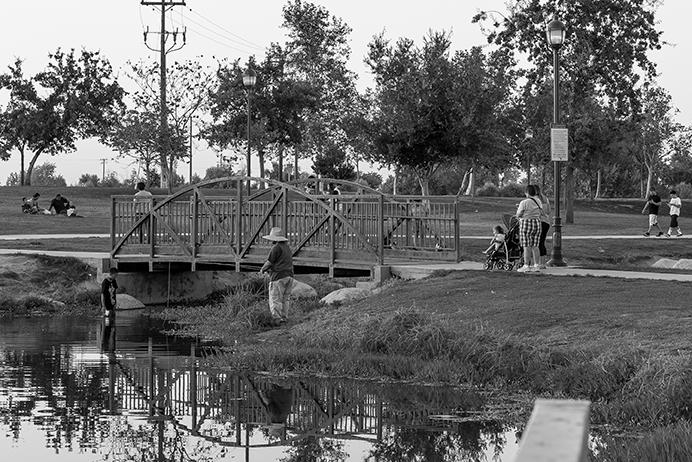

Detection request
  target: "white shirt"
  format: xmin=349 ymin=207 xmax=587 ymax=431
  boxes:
xmin=670 ymin=197 xmax=681 ymax=216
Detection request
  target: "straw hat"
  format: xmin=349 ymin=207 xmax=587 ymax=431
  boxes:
xmin=262 ymin=227 xmax=288 ymax=242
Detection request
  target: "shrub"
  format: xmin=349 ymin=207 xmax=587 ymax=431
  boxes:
xmin=476 ymin=182 xmax=500 ymax=197
xmin=671 ymin=182 xmax=692 ymax=199
xmin=499 ymin=182 xmax=525 ymax=197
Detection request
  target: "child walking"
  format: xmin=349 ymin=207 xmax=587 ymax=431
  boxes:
xmin=259 ymin=227 xmax=295 ymax=326
xmin=665 ymin=190 xmax=683 ymax=237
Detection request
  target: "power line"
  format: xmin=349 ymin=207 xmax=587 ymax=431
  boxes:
xmin=170 ymin=16 xmax=253 ymax=55
xmin=186 ymin=7 xmax=265 ymax=50
xmin=180 ymin=11 xmax=263 ymax=52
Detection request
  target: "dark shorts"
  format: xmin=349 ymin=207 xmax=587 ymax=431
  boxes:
xmin=538 ymin=221 xmax=551 ymax=256
xmin=670 ymin=214 xmax=679 ymax=228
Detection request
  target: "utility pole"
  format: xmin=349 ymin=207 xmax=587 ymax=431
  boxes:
xmin=141 ymin=0 xmax=186 ymax=191
xmin=100 ymin=158 xmax=107 ymax=183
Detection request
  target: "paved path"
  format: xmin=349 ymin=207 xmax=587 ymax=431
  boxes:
xmin=0 ymin=233 xmax=686 ymax=241
xmin=0 ymin=234 xmax=109 ymax=240
xmin=0 ymin=249 xmax=109 ymax=259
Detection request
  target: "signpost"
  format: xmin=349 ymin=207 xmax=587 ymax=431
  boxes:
xmin=551 ymin=125 xmax=569 ymax=162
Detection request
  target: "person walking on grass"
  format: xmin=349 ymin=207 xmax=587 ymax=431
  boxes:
xmin=101 ymin=267 xmax=118 ymax=317
xmin=665 ymin=190 xmax=683 ymax=237
xmin=643 ymin=188 xmax=664 ymax=237
xmin=259 ymin=227 xmax=295 ymax=326
xmin=533 ymin=184 xmax=551 ymax=269
xmin=516 ymin=185 xmax=542 ymax=272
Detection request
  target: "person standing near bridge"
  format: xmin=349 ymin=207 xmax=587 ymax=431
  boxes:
xmin=259 ymin=227 xmax=295 ymax=325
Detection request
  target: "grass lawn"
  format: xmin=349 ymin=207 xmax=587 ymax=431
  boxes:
xmin=2 ymin=186 xmax=690 ymax=271
xmin=162 ymin=271 xmax=692 ymax=440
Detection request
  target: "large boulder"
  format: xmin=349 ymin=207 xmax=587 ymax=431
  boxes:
xmin=673 ymin=259 xmax=692 ymax=270
xmin=117 ymin=294 xmax=146 ymax=310
xmin=652 ymin=258 xmax=678 ymax=269
xmin=291 ymin=280 xmax=318 ymax=299
xmin=320 ymin=287 xmax=371 ymax=306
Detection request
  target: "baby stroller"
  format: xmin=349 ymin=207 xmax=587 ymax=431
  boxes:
xmin=484 ymin=214 xmax=524 ymax=271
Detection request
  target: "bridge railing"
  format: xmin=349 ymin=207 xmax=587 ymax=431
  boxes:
xmin=111 ymin=179 xmax=462 ymax=269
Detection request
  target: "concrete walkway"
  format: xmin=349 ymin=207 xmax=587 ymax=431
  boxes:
xmin=2 ymin=245 xmax=692 ymax=282
xmin=0 ymin=233 xmax=109 ymax=240
xmin=389 ymin=261 xmax=692 ymax=282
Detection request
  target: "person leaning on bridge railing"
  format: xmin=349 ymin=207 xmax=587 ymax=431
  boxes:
xmin=259 ymin=227 xmax=296 ymax=326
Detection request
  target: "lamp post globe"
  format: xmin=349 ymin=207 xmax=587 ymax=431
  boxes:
xmin=243 ymin=67 xmax=257 ymax=195
xmin=546 ymin=19 xmax=566 ymax=49
xmin=242 ymin=68 xmax=257 ymax=88
xmin=546 ymin=17 xmax=568 ymax=267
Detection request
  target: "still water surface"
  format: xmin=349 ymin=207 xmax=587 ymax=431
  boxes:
xmin=0 ymin=312 xmax=519 ymax=461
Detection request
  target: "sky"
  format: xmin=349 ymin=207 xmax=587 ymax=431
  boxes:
xmin=0 ymin=0 xmax=689 ymax=186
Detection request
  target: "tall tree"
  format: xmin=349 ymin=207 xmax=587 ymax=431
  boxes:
xmin=0 ymin=50 xmax=124 ymax=185
xmin=126 ymin=59 xmax=214 ymax=191
xmin=474 ymin=0 xmax=664 ymax=217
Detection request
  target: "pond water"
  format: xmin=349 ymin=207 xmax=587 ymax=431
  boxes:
xmin=0 ymin=312 xmax=520 ymax=461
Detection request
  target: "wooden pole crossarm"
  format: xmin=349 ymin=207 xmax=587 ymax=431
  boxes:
xmin=239 ymin=189 xmax=284 ymax=258
xmin=151 ymin=209 xmax=192 ymax=257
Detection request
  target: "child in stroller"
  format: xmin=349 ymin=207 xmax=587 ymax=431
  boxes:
xmin=484 ymin=214 xmax=524 ymax=270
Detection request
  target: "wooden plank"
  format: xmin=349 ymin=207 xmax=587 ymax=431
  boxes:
xmin=514 ymin=399 xmax=590 ymax=462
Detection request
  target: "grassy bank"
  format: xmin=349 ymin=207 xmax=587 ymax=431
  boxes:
xmin=0 ymin=254 xmax=101 ymax=316
xmin=160 ymin=271 xmax=692 ymax=459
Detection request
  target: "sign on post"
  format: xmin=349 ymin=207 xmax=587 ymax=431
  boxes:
xmin=551 ymin=126 xmax=569 ymax=162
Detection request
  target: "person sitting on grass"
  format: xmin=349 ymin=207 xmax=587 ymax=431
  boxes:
xmin=48 ymin=194 xmax=70 ymax=215
xmin=25 ymin=193 xmax=44 ymax=214
xmin=21 ymin=197 xmax=32 ymax=214
xmin=259 ymin=227 xmax=295 ymax=326
xmin=101 ymin=267 xmax=118 ymax=318
xmin=484 ymin=225 xmax=506 ymax=255
xmin=643 ymin=188 xmax=664 ymax=237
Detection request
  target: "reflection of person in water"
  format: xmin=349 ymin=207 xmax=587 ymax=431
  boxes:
xmin=100 ymin=317 xmax=117 ymax=353
xmin=259 ymin=382 xmax=294 ymax=441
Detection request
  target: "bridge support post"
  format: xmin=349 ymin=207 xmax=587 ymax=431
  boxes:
xmin=329 ymin=197 xmax=336 ymax=275
xmin=191 ymin=192 xmax=198 ymax=271
xmin=190 ymin=343 xmax=198 ymax=435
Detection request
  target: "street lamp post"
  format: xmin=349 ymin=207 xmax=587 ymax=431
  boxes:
xmin=546 ymin=18 xmax=567 ymax=267
xmin=242 ymin=67 xmax=257 ymax=195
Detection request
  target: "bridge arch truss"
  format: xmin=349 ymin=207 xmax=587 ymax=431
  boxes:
xmin=110 ymin=177 xmax=461 ymax=274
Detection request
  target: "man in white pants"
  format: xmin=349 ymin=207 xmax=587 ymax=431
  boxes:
xmin=259 ymin=227 xmax=295 ymax=325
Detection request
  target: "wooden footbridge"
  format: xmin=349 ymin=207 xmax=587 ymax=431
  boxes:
xmin=111 ymin=177 xmax=462 ymax=275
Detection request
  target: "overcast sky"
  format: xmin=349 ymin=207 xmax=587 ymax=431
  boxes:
xmin=0 ymin=0 xmax=688 ymax=186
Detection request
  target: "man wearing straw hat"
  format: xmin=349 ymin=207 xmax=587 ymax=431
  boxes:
xmin=259 ymin=227 xmax=295 ymax=325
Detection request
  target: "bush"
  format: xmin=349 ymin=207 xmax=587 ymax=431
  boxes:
xmin=671 ymin=183 xmax=692 ymax=199
xmin=476 ymin=182 xmax=500 ymax=197
xmin=499 ymin=182 xmax=525 ymax=197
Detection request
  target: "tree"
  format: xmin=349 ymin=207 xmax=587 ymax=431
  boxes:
xmin=661 ymin=127 xmax=692 ymax=186
xmin=366 ymin=32 xmax=513 ymax=195
xmin=474 ymin=0 xmax=664 ymax=216
xmin=5 ymin=172 xmax=20 ymax=186
xmin=311 ymin=145 xmax=356 ymax=180
xmin=105 ymin=109 xmax=162 ymax=187
xmin=0 ymin=50 xmax=124 ymax=185
xmin=78 ymin=173 xmax=100 ymax=187
xmin=124 ymin=59 xmax=214 ymax=191
xmin=634 ymin=84 xmax=678 ymax=197
xmin=31 ymin=163 xmax=66 ymax=187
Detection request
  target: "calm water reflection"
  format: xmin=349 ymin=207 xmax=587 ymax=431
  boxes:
xmin=0 ymin=312 xmax=519 ymax=461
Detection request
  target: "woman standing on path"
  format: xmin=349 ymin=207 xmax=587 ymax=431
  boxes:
xmin=533 ymin=185 xmax=551 ymax=269
xmin=516 ymin=185 xmax=542 ymax=272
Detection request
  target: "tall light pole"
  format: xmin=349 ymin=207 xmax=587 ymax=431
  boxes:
xmin=546 ymin=18 xmax=567 ymax=267
xmin=242 ymin=67 xmax=257 ymax=195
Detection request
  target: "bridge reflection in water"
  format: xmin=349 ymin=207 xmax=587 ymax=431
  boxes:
xmin=0 ymin=316 xmax=518 ymax=461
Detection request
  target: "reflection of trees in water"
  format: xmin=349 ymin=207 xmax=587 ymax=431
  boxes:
xmin=0 ymin=348 xmax=110 ymax=447
xmin=280 ymin=436 xmax=348 ymax=462
xmin=370 ymin=420 xmax=508 ymax=462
